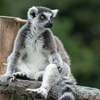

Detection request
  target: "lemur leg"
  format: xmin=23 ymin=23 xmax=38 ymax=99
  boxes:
xmin=10 ymin=63 xmax=35 ymax=81
xmin=26 ymin=62 xmax=76 ymax=99
xmin=26 ymin=64 xmax=60 ymax=99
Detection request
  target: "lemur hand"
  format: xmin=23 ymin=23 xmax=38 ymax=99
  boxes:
xmin=1 ymin=73 xmax=11 ymax=86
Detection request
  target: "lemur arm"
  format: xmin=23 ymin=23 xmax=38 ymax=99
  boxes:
xmin=6 ymin=51 xmax=21 ymax=75
xmin=1 ymin=49 xmax=24 ymax=84
xmin=48 ymin=51 xmax=63 ymax=73
xmin=41 ymin=30 xmax=63 ymax=73
xmin=6 ymin=23 xmax=29 ymax=75
xmin=1 ymin=26 xmax=27 ymax=83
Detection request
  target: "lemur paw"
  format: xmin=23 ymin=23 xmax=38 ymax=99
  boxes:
xmin=1 ymin=74 xmax=11 ymax=86
xmin=10 ymin=72 xmax=27 ymax=82
xmin=26 ymin=87 xmax=48 ymax=99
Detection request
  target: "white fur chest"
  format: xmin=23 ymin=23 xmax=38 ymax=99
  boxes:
xmin=24 ymin=36 xmax=49 ymax=72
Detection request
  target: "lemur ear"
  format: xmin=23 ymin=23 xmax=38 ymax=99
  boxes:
xmin=52 ymin=9 xmax=59 ymax=17
xmin=28 ymin=6 xmax=38 ymax=19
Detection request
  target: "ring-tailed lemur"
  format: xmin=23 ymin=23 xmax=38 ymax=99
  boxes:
xmin=1 ymin=6 xmax=76 ymax=100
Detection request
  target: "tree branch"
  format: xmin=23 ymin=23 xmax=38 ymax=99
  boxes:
xmin=0 ymin=75 xmax=100 ymax=100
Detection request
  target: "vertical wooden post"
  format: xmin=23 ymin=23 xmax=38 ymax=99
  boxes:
xmin=0 ymin=16 xmax=20 ymax=74
xmin=0 ymin=16 xmax=27 ymax=100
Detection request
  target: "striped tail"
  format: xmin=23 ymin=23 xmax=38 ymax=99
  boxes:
xmin=58 ymin=74 xmax=76 ymax=100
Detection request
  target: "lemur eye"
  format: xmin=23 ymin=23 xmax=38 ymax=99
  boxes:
xmin=50 ymin=17 xmax=53 ymax=20
xmin=41 ymin=16 xmax=45 ymax=20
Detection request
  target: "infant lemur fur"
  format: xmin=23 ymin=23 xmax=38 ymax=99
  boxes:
xmin=1 ymin=6 xmax=76 ymax=100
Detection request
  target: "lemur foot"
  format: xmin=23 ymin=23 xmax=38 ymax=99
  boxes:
xmin=10 ymin=72 xmax=35 ymax=82
xmin=10 ymin=72 xmax=25 ymax=82
xmin=26 ymin=87 xmax=48 ymax=99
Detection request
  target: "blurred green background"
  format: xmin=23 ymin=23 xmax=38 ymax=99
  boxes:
xmin=0 ymin=0 xmax=100 ymax=99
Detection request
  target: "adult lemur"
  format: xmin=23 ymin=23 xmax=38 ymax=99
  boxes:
xmin=1 ymin=6 xmax=76 ymax=100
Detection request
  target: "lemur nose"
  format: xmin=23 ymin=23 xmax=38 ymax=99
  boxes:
xmin=48 ymin=21 xmax=53 ymax=27
xmin=44 ymin=21 xmax=53 ymax=28
xmin=49 ymin=21 xmax=53 ymax=25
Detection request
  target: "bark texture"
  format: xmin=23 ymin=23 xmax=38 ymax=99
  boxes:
xmin=0 ymin=75 xmax=100 ymax=100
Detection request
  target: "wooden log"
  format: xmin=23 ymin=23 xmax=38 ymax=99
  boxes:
xmin=0 ymin=16 xmax=27 ymax=100
xmin=0 ymin=74 xmax=100 ymax=100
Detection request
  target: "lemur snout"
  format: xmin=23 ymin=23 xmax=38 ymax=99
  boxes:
xmin=44 ymin=21 xmax=53 ymax=28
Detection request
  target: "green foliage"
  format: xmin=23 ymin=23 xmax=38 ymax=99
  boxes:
xmin=0 ymin=0 xmax=100 ymax=99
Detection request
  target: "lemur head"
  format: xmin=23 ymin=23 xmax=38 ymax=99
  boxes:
xmin=28 ymin=6 xmax=58 ymax=29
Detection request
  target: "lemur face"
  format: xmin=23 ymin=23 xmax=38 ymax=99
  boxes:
xmin=38 ymin=12 xmax=53 ymax=28
xmin=28 ymin=6 xmax=58 ymax=28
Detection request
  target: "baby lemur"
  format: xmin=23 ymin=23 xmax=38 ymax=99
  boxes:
xmin=1 ymin=6 xmax=76 ymax=100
